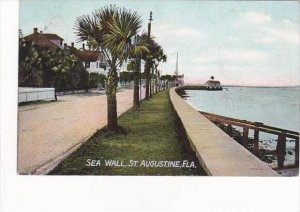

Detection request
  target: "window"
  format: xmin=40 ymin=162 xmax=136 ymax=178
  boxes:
xmin=85 ymin=62 xmax=90 ymax=68
xmin=100 ymin=64 xmax=106 ymax=70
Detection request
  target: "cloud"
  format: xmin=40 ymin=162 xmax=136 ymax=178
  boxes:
xmin=254 ymin=37 xmax=276 ymax=44
xmin=184 ymin=65 xmax=300 ymax=86
xmin=236 ymin=11 xmax=299 ymax=45
xmin=192 ymin=48 xmax=269 ymax=64
xmin=239 ymin=12 xmax=272 ymax=25
xmin=282 ymin=19 xmax=294 ymax=26
xmin=253 ymin=22 xmax=299 ymax=45
xmin=153 ymin=23 xmax=205 ymax=43
xmin=172 ymin=28 xmax=203 ymax=38
xmin=262 ymin=26 xmax=299 ymax=45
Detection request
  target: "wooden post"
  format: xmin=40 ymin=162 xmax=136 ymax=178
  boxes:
xmin=253 ymin=122 xmax=262 ymax=153
xmin=242 ymin=127 xmax=249 ymax=146
xmin=276 ymin=134 xmax=286 ymax=169
xmin=253 ymin=129 xmax=259 ymax=153
xmin=295 ymin=138 xmax=299 ymax=167
xmin=227 ymin=124 xmax=232 ymax=137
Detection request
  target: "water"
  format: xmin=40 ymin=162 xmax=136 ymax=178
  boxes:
xmin=185 ymin=86 xmax=300 ymax=132
xmin=185 ymin=86 xmax=300 ymax=165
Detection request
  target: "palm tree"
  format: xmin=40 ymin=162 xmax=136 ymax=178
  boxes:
xmin=127 ymin=60 xmax=140 ymax=108
xmin=74 ymin=5 xmax=143 ymax=133
xmin=127 ymin=34 xmax=149 ymax=109
xmin=140 ymin=35 xmax=160 ymax=99
xmin=152 ymin=47 xmax=167 ymax=93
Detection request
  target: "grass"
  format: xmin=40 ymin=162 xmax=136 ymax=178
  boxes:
xmin=49 ymin=89 xmax=205 ymax=175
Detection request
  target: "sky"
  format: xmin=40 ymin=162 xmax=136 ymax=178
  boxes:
xmin=20 ymin=0 xmax=300 ymax=86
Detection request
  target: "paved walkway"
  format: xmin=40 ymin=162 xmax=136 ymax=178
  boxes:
xmin=18 ymin=89 xmax=143 ymax=174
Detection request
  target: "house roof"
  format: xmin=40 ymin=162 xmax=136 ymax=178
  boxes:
xmin=70 ymin=48 xmax=100 ymax=62
xmin=42 ymin=33 xmax=63 ymax=41
xmin=23 ymin=31 xmax=64 ymax=49
xmin=207 ymin=80 xmax=220 ymax=83
xmin=23 ymin=33 xmax=59 ymax=49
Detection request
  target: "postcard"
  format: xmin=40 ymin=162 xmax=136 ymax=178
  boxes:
xmin=17 ymin=0 xmax=299 ymax=177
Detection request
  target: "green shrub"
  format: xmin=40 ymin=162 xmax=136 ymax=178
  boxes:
xmin=19 ymin=44 xmax=90 ymax=91
xmin=89 ymin=72 xmax=106 ymax=89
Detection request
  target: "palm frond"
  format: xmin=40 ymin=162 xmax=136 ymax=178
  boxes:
xmin=102 ymin=7 xmax=142 ymax=58
xmin=74 ymin=5 xmax=143 ymax=67
xmin=74 ymin=14 xmax=102 ymax=43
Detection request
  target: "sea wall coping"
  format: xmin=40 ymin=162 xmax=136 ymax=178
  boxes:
xmin=170 ymin=86 xmax=279 ymax=176
xmin=18 ymin=87 xmax=56 ymax=103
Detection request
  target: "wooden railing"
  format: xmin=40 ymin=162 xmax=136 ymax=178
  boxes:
xmin=200 ymin=111 xmax=299 ymax=169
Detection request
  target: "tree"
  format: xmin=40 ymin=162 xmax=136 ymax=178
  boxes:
xmin=74 ymin=5 xmax=143 ymax=133
xmin=119 ymin=71 xmax=131 ymax=83
xmin=139 ymin=34 xmax=160 ymax=99
xmin=210 ymin=76 xmax=214 ymax=80
xmin=146 ymin=43 xmax=166 ymax=96
xmin=19 ymin=41 xmax=89 ymax=91
xmin=160 ymin=74 xmax=175 ymax=89
xmin=19 ymin=45 xmax=43 ymax=87
xmin=127 ymin=60 xmax=141 ymax=108
xmin=152 ymin=47 xmax=167 ymax=93
xmin=127 ymin=34 xmax=149 ymax=109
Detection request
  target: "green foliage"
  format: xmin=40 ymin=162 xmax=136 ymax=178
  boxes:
xmin=160 ymin=74 xmax=175 ymax=81
xmin=74 ymin=5 xmax=143 ymax=68
xmin=19 ymin=44 xmax=89 ymax=91
xmin=87 ymin=37 xmax=99 ymax=51
xmin=19 ymin=45 xmax=43 ymax=87
xmin=126 ymin=60 xmax=138 ymax=72
xmin=139 ymin=33 xmax=165 ymax=62
xmin=89 ymin=72 xmax=106 ymax=88
xmin=119 ymin=71 xmax=134 ymax=83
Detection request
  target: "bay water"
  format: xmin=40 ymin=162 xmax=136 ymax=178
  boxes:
xmin=185 ymin=86 xmax=300 ymax=165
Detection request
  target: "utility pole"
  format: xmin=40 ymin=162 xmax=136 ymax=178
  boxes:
xmin=145 ymin=11 xmax=153 ymax=99
xmin=149 ymin=11 xmax=153 ymax=97
xmin=148 ymin=11 xmax=153 ymax=37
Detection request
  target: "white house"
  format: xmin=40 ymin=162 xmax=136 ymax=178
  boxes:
xmin=70 ymin=43 xmax=108 ymax=76
xmin=174 ymin=74 xmax=184 ymax=86
xmin=204 ymin=80 xmax=222 ymax=90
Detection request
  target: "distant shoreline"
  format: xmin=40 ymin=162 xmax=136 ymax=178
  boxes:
xmin=221 ymin=85 xmax=300 ymax=88
xmin=183 ymin=83 xmax=300 ymax=89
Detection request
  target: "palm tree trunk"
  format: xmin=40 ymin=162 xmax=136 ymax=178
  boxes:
xmin=133 ymin=59 xmax=140 ymax=109
xmin=106 ymin=65 xmax=118 ymax=133
xmin=149 ymin=78 xmax=152 ymax=97
xmin=145 ymin=60 xmax=150 ymax=99
xmin=155 ymin=70 xmax=158 ymax=94
xmin=149 ymin=65 xmax=153 ymax=97
xmin=149 ymin=66 xmax=152 ymax=98
xmin=151 ymin=66 xmax=155 ymax=96
xmin=154 ymin=65 xmax=158 ymax=94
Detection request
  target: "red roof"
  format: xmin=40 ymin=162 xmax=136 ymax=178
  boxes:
xmin=42 ymin=33 xmax=63 ymax=41
xmin=23 ymin=34 xmax=58 ymax=49
xmin=69 ymin=47 xmax=106 ymax=62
